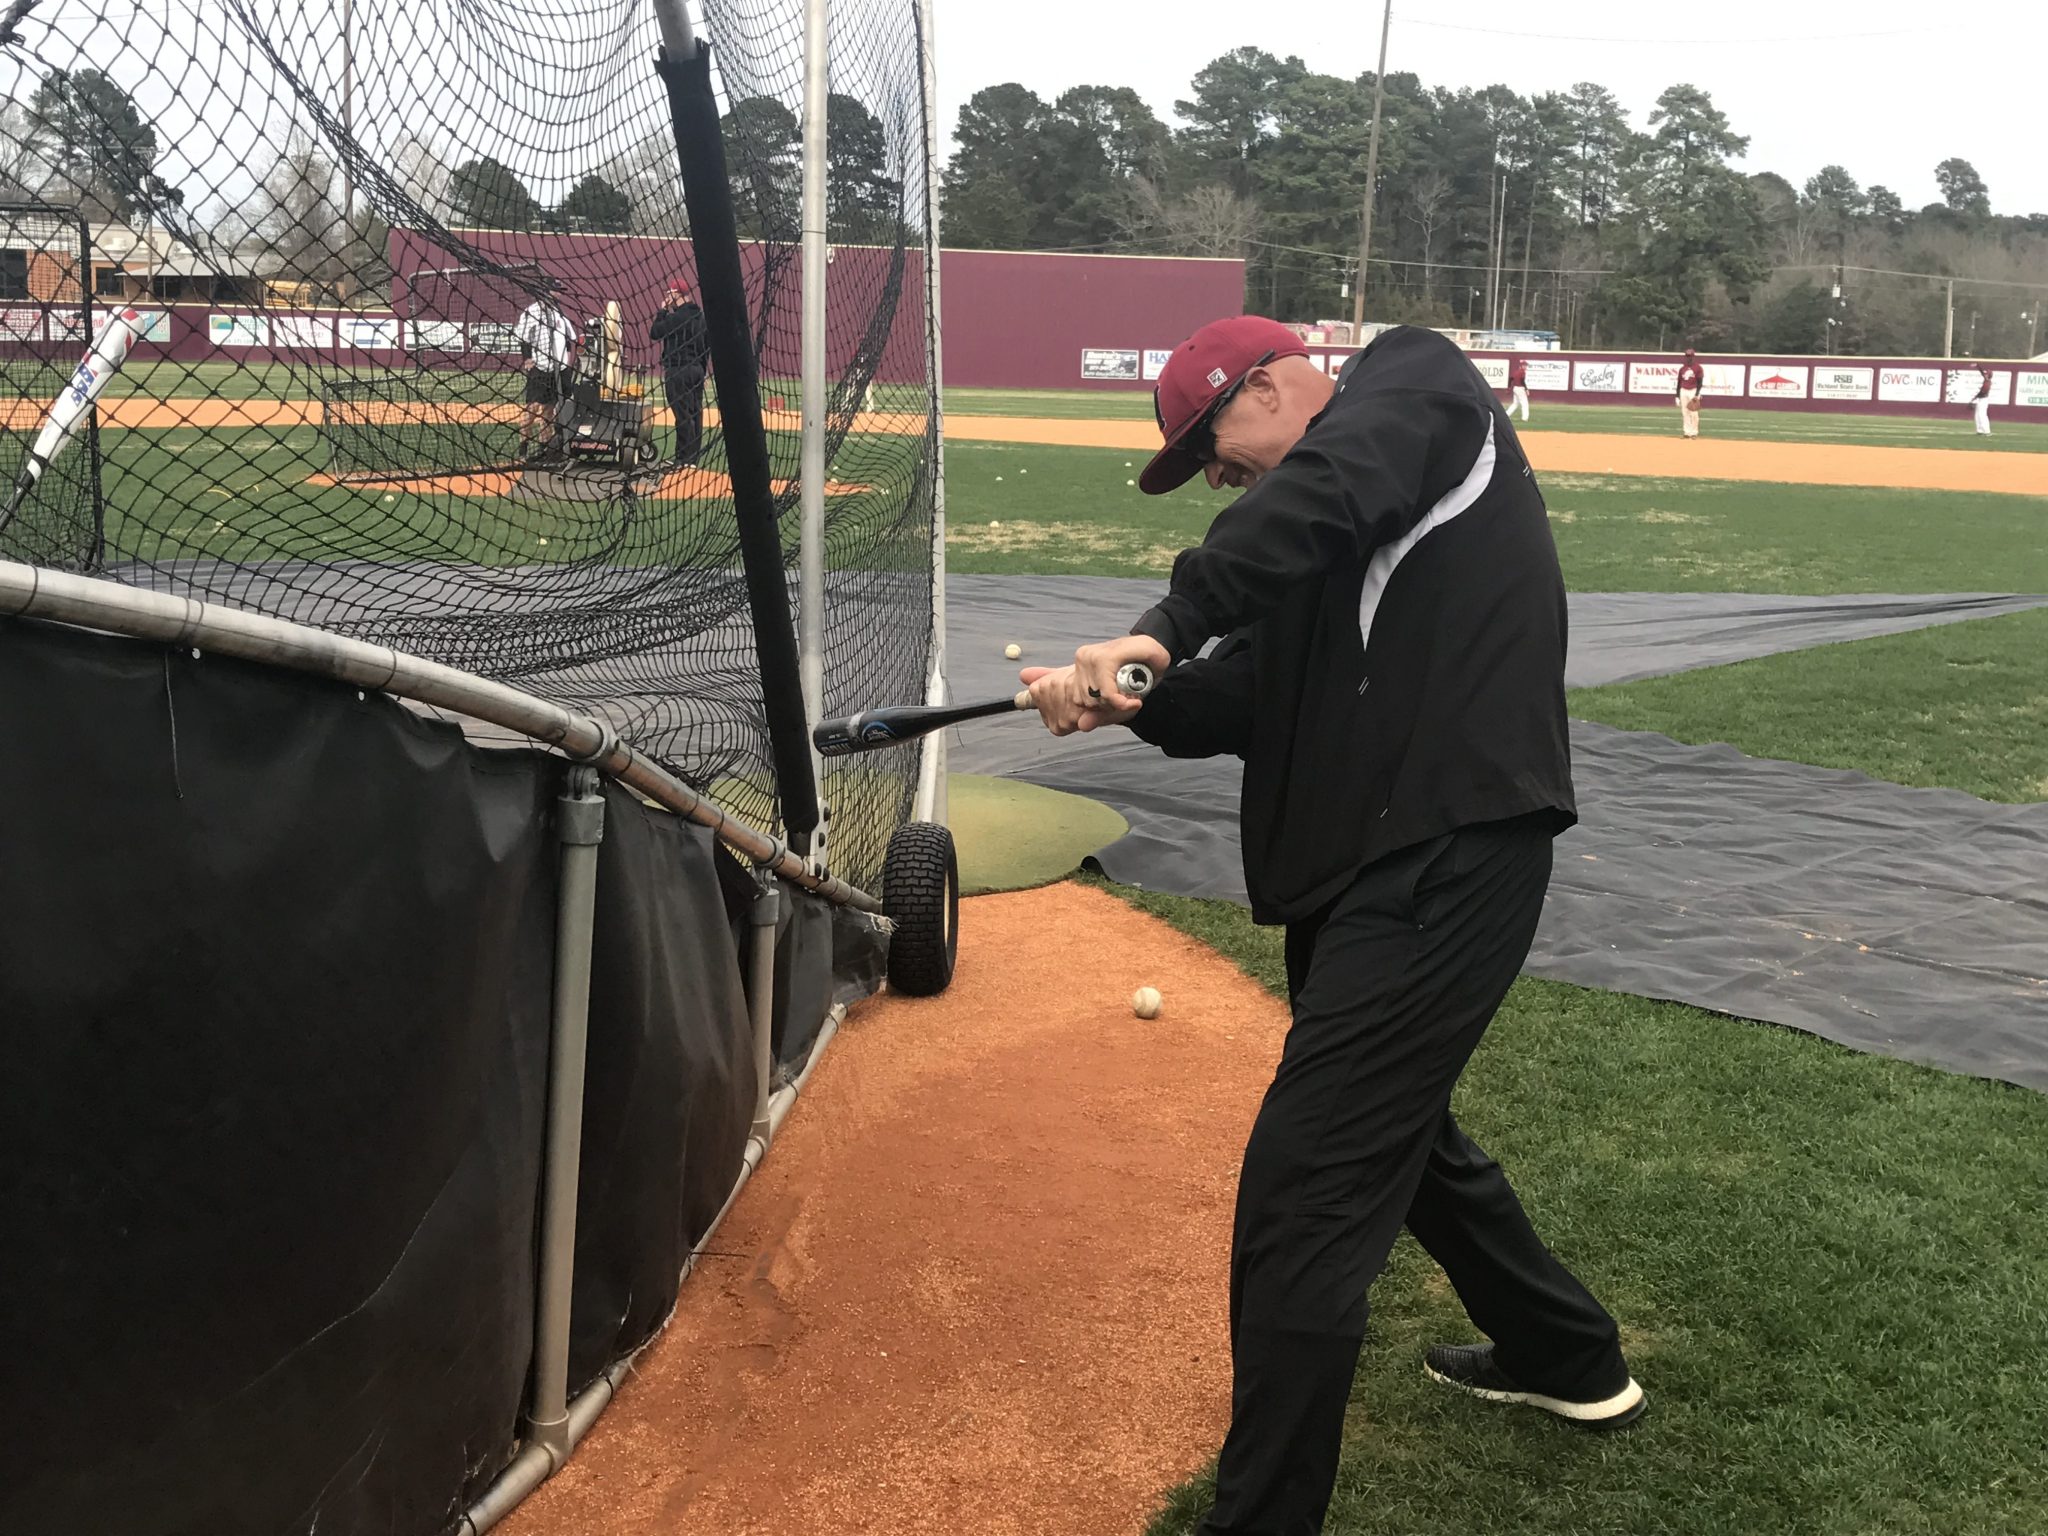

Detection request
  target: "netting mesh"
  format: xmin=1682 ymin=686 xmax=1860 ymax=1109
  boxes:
xmin=0 ymin=0 xmax=937 ymax=892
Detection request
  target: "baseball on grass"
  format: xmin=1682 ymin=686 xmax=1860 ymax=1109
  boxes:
xmin=1131 ymin=985 xmax=1163 ymax=1019
xmin=1004 ymin=643 xmax=1022 ymax=659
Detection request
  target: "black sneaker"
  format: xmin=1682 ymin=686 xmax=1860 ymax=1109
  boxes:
xmin=1423 ymin=1342 xmax=1647 ymax=1430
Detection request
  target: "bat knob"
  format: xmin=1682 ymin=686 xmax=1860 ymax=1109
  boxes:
xmin=1114 ymin=662 xmax=1155 ymax=698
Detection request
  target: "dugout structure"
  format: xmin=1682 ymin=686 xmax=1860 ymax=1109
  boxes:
xmin=0 ymin=201 xmax=102 ymax=569
xmin=0 ymin=0 xmax=951 ymax=1531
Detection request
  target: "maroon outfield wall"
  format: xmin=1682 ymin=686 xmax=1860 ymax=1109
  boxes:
xmin=2 ymin=239 xmax=1247 ymax=395
xmin=936 ymin=249 xmax=1246 ymax=390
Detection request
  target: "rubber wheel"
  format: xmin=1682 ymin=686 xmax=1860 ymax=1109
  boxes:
xmin=883 ymin=820 xmax=959 ymax=995
xmin=637 ymin=434 xmax=662 ymax=467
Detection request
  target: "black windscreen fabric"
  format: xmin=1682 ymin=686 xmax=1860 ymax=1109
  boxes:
xmin=567 ymin=787 xmax=757 ymax=1391
xmin=0 ymin=618 xmax=558 ymax=1536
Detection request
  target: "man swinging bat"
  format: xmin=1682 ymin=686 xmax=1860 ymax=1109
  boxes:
xmin=1023 ymin=316 xmax=1644 ymax=1536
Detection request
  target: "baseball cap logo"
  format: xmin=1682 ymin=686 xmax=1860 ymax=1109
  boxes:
xmin=1206 ymin=367 xmax=1228 ymax=388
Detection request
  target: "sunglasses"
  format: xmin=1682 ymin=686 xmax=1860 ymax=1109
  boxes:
xmin=1181 ymin=350 xmax=1276 ymax=466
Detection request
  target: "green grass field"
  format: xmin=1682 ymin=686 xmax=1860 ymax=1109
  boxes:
xmin=945 ymin=440 xmax=2048 ymax=592
xmin=947 ymin=386 xmax=2048 ymax=455
xmin=1118 ymin=876 xmax=2048 ymax=1536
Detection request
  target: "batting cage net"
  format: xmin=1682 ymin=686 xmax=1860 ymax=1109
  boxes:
xmin=0 ymin=0 xmax=938 ymax=891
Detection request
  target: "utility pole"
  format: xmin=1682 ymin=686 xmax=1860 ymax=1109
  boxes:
xmin=1944 ymin=278 xmax=1954 ymax=358
xmin=341 ymin=0 xmax=355 ymax=223
xmin=1350 ymin=0 xmax=1393 ymax=337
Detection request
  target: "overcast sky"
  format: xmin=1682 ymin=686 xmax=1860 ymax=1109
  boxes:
xmin=934 ymin=0 xmax=2048 ymax=216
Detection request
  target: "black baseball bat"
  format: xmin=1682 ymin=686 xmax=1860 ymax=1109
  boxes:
xmin=814 ymin=662 xmax=1154 ymax=757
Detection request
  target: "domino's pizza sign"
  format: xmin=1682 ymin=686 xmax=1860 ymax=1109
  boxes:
xmin=1748 ymin=365 xmax=1810 ymax=399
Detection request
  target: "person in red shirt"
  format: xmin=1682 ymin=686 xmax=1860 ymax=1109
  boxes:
xmin=1508 ymin=355 xmax=1531 ymax=422
xmin=1972 ymin=365 xmax=1994 ymax=436
xmin=1674 ymin=349 xmax=1704 ymax=439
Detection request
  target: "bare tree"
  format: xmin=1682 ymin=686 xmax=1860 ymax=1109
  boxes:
xmin=250 ymin=133 xmax=347 ymax=293
xmin=1129 ymin=176 xmax=1260 ymax=259
xmin=1405 ymin=169 xmax=1451 ymax=302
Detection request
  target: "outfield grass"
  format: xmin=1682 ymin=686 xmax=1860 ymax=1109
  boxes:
xmin=946 ymin=387 xmax=2048 ymax=455
xmin=1569 ymin=606 xmax=2048 ymax=804
xmin=944 ymin=441 xmax=2048 ymax=592
xmin=1111 ymin=875 xmax=2048 ymax=1536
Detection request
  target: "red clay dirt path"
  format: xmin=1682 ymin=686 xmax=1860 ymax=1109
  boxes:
xmin=59 ymin=395 xmax=2048 ymax=496
xmin=503 ymin=883 xmax=1292 ymax=1536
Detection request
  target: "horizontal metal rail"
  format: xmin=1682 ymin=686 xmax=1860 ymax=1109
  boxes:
xmin=0 ymin=559 xmax=884 ymax=913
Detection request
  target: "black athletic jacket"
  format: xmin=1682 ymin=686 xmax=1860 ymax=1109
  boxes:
xmin=650 ymin=301 xmax=709 ymax=383
xmin=1127 ymin=325 xmax=1574 ymax=925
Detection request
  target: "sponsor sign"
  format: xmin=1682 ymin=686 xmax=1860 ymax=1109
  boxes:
xmin=1 ymin=305 xmax=43 ymax=340
xmin=1081 ymin=347 xmax=1141 ymax=382
xmin=1140 ymin=347 xmax=1174 ymax=382
xmin=1877 ymin=366 xmax=1942 ymax=402
xmin=410 ymin=319 xmax=466 ymax=352
xmin=2016 ymin=371 xmax=2048 ymax=408
xmin=1573 ymin=360 xmax=1624 ymax=393
xmin=341 ymin=316 xmax=399 ymax=349
xmin=1701 ymin=363 xmax=1746 ymax=397
xmin=1470 ymin=357 xmax=1509 ymax=388
xmin=1524 ymin=358 xmax=1570 ymax=391
xmin=471 ymin=321 xmax=520 ymax=354
xmin=1747 ymin=364 xmax=1810 ymax=400
xmin=46 ymin=308 xmax=89 ymax=342
xmin=1322 ymin=350 xmax=1357 ymax=377
xmin=1630 ymin=361 xmax=1679 ymax=394
xmin=1811 ymin=366 xmax=1873 ymax=401
xmin=208 ymin=312 xmax=270 ymax=347
xmin=270 ymin=313 xmax=333 ymax=350
xmin=1943 ymin=367 xmax=2010 ymax=405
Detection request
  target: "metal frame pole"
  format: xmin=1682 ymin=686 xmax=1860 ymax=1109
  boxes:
xmin=798 ymin=0 xmax=829 ymax=804
xmin=526 ymin=766 xmax=606 ymax=1466
xmin=1350 ymin=0 xmax=1391 ymax=336
xmin=748 ymin=881 xmax=781 ymax=1145
xmin=911 ymin=0 xmax=948 ymax=828
xmin=0 ymin=560 xmax=883 ymax=912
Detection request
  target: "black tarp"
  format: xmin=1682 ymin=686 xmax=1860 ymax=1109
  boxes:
xmin=940 ymin=576 xmax=2048 ymax=1091
xmin=0 ymin=617 xmax=558 ymax=1535
xmin=567 ymin=788 xmax=757 ymax=1392
xmin=2 ymin=616 xmax=872 ymax=1532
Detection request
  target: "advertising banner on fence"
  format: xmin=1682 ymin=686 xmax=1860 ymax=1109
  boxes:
xmin=409 ymin=320 xmax=465 ymax=352
xmin=1877 ymin=366 xmax=1942 ymax=402
xmin=1525 ymin=358 xmax=1570 ymax=391
xmin=1081 ymin=348 xmax=1141 ymax=382
xmin=471 ymin=322 xmax=519 ymax=354
xmin=1748 ymin=365 xmax=1810 ymax=400
xmin=341 ymin=316 xmax=399 ymax=350
xmin=1811 ymin=366 xmax=1873 ymax=401
xmin=1141 ymin=348 xmax=1174 ymax=382
xmin=209 ymin=313 xmax=269 ymax=347
xmin=271 ymin=314 xmax=333 ymax=350
xmin=1942 ymin=367 xmax=2010 ymax=405
xmin=1573 ymin=360 xmax=1625 ymax=393
xmin=1630 ymin=361 xmax=1679 ymax=394
xmin=1 ymin=306 xmax=43 ymax=341
xmin=1701 ymin=363 xmax=1746 ymax=397
xmin=46 ymin=308 xmax=89 ymax=343
xmin=1470 ymin=357 xmax=1509 ymax=388
xmin=2017 ymin=371 xmax=2048 ymax=408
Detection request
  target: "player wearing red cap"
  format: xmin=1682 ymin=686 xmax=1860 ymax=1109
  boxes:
xmin=1675 ymin=348 xmax=1703 ymax=439
xmin=1508 ymin=354 xmax=1531 ymax=421
xmin=1024 ymin=317 xmax=1643 ymax=1535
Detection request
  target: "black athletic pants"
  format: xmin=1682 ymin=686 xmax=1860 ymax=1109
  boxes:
xmin=664 ymin=371 xmax=704 ymax=464
xmin=1198 ymin=815 xmax=1628 ymax=1536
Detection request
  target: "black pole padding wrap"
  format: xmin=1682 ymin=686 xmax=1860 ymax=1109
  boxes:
xmin=655 ymin=39 xmax=820 ymax=853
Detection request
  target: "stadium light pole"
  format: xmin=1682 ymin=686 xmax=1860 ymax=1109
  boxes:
xmin=799 ymin=0 xmax=829 ymax=795
xmin=1350 ymin=0 xmax=1391 ymax=337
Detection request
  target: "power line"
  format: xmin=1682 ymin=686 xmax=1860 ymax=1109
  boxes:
xmin=1403 ymin=18 xmax=1941 ymax=46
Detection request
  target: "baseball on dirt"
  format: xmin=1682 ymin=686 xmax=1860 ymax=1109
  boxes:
xmin=1132 ymin=986 xmax=1163 ymax=1019
xmin=1005 ymin=643 xmax=1022 ymax=659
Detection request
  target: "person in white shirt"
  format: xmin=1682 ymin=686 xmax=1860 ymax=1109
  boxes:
xmin=514 ymin=289 xmax=580 ymax=461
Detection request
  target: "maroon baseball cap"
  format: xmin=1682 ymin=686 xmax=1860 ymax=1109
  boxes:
xmin=1139 ymin=315 xmax=1310 ymax=494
